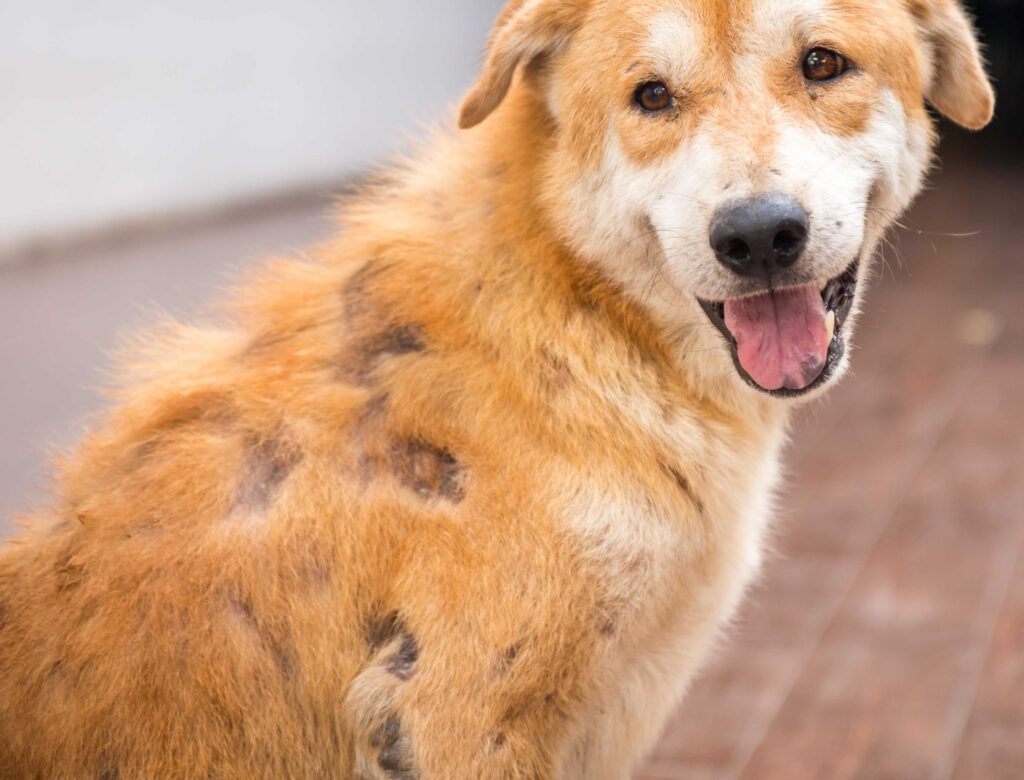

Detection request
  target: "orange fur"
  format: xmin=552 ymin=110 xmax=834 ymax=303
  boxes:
xmin=0 ymin=1 xmax=992 ymax=777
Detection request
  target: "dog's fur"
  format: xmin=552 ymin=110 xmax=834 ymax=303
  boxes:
xmin=0 ymin=1 xmax=992 ymax=777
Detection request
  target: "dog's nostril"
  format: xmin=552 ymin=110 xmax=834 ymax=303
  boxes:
xmin=773 ymin=228 xmax=803 ymax=256
xmin=724 ymin=238 xmax=751 ymax=262
xmin=709 ymin=195 xmax=810 ymax=279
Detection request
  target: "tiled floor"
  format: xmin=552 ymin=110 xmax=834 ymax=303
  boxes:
xmin=1 ymin=158 xmax=1021 ymax=779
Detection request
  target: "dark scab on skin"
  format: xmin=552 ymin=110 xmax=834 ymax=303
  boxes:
xmin=234 ymin=437 xmax=303 ymax=513
xmin=386 ymin=633 xmax=419 ymax=681
xmin=496 ymin=642 xmax=521 ymax=673
xmin=351 ymin=396 xmax=467 ymax=503
xmin=364 ymin=611 xmax=419 ymax=680
xmin=390 ymin=439 xmax=465 ymax=504
xmin=370 ymin=714 xmax=418 ymax=779
xmin=339 ymin=263 xmax=467 ymax=502
xmin=365 ymin=610 xmax=405 ymax=651
xmin=339 ymin=324 xmax=427 ymax=386
xmin=338 ymin=260 xmax=427 ymax=385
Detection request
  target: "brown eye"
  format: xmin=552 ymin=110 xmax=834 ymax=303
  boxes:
xmin=635 ymin=81 xmax=671 ymax=112
xmin=803 ymin=48 xmax=846 ymax=81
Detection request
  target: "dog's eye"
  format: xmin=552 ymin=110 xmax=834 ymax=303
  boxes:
xmin=802 ymin=48 xmax=846 ymax=81
xmin=635 ymin=81 xmax=672 ymax=112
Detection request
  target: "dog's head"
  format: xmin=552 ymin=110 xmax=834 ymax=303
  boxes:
xmin=460 ymin=0 xmax=993 ymax=398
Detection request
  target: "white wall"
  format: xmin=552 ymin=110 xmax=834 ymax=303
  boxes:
xmin=0 ymin=0 xmax=504 ymax=258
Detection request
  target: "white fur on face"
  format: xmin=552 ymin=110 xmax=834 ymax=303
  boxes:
xmin=553 ymin=0 xmax=933 ymax=358
xmin=665 ymin=86 xmax=927 ymax=300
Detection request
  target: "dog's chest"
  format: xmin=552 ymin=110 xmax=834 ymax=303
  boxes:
xmin=555 ymin=414 xmax=785 ymax=778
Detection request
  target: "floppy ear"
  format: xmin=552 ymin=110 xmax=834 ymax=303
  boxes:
xmin=458 ymin=0 xmax=586 ymax=129
xmin=915 ymin=0 xmax=995 ymax=129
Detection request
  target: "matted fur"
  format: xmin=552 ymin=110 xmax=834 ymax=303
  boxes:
xmin=0 ymin=0 xmax=992 ymax=777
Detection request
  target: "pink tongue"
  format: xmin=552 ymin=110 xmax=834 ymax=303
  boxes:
xmin=723 ymin=283 xmax=829 ymax=391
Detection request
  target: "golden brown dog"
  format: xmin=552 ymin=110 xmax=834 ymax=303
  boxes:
xmin=0 ymin=0 xmax=992 ymax=777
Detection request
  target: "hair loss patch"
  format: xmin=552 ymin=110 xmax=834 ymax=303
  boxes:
xmin=347 ymin=618 xmax=421 ymax=779
xmin=233 ymin=437 xmax=303 ymax=515
xmin=364 ymin=612 xmax=419 ymax=681
xmin=386 ymin=633 xmax=419 ymax=682
xmin=337 ymin=324 xmax=427 ymax=386
xmin=349 ymin=399 xmax=467 ymax=504
xmin=390 ymin=439 xmax=465 ymax=503
xmin=369 ymin=714 xmax=418 ymax=779
xmin=365 ymin=610 xmax=406 ymax=652
xmin=337 ymin=260 xmax=427 ymax=386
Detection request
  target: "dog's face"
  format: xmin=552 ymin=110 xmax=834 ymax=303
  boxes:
xmin=461 ymin=0 xmax=993 ymax=398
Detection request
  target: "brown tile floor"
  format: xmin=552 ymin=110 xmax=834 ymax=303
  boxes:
xmin=1 ymin=157 xmax=1021 ymax=779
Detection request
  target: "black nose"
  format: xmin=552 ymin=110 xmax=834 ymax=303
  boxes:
xmin=709 ymin=195 xmax=809 ymax=279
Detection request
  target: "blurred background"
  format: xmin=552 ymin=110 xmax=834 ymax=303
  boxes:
xmin=1 ymin=1 xmax=1021 ymax=778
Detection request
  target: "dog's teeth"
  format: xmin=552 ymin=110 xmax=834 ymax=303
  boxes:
xmin=825 ymin=310 xmax=836 ymax=343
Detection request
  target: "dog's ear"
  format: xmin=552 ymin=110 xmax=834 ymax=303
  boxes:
xmin=459 ymin=0 xmax=586 ymax=129
xmin=913 ymin=0 xmax=994 ymax=130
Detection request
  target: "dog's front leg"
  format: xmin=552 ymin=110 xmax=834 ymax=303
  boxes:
xmin=344 ymin=615 xmax=596 ymax=779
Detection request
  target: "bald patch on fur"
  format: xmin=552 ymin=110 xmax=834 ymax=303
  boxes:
xmin=349 ymin=395 xmax=466 ymax=503
xmin=337 ymin=261 xmax=427 ymax=386
xmin=338 ymin=324 xmax=427 ymax=386
xmin=346 ymin=631 xmax=422 ymax=779
xmin=233 ymin=437 xmax=303 ymax=515
xmin=371 ymin=714 xmax=418 ymax=779
xmin=390 ymin=439 xmax=466 ymax=504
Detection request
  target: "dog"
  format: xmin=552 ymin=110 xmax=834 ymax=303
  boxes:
xmin=0 ymin=0 xmax=992 ymax=777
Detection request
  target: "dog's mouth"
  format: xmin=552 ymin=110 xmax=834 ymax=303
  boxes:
xmin=698 ymin=260 xmax=858 ymax=398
